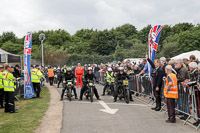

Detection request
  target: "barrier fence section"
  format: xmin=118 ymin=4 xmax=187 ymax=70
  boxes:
xmin=97 ymin=71 xmax=200 ymax=129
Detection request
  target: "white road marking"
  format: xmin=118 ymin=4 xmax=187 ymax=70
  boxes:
xmin=98 ymin=101 xmax=118 ymax=115
xmin=63 ymin=100 xmax=151 ymax=107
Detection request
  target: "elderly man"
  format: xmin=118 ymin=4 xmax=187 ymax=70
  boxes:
xmin=187 ymin=62 xmax=199 ymax=126
xmin=174 ymin=59 xmax=190 ymax=120
xmin=195 ymin=63 xmax=200 ymax=126
xmin=164 ymin=65 xmax=178 ymax=123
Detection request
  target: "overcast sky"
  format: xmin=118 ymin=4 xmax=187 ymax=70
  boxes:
xmin=0 ymin=0 xmax=200 ymax=38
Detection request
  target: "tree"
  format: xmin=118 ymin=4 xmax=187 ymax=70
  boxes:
xmin=1 ymin=32 xmax=17 ymax=43
xmin=1 ymin=41 xmax=23 ymax=55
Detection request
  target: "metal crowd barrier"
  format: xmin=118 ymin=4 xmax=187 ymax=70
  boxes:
xmin=97 ymin=71 xmax=200 ymax=129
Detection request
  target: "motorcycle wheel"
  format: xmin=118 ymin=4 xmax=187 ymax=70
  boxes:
xmin=90 ymin=87 xmax=93 ymax=103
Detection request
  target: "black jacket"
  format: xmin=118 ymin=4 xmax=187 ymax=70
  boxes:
xmin=84 ymin=73 xmax=96 ymax=81
xmin=147 ymin=58 xmax=164 ymax=89
xmin=13 ymin=67 xmax=20 ymax=78
xmin=116 ymin=72 xmax=130 ymax=81
xmin=65 ymin=73 xmax=75 ymax=81
xmin=176 ymin=66 xmax=190 ymax=83
xmin=190 ymin=69 xmax=198 ymax=82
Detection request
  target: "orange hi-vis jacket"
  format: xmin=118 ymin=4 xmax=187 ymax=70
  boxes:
xmin=164 ymin=73 xmax=178 ymax=99
xmin=48 ymin=69 xmax=54 ymax=77
xmin=75 ymin=67 xmax=84 ymax=76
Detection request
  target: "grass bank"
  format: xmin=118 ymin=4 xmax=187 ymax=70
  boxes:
xmin=0 ymin=86 xmax=50 ymax=133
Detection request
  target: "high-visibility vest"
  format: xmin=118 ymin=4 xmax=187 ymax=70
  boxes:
xmin=164 ymin=73 xmax=178 ymax=99
xmin=2 ymin=70 xmax=15 ymax=92
xmin=106 ymin=72 xmax=114 ymax=82
xmin=48 ymin=69 xmax=54 ymax=77
xmin=31 ymin=68 xmax=43 ymax=83
xmin=0 ymin=72 xmax=3 ymax=89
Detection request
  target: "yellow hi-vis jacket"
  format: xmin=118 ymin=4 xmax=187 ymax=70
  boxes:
xmin=106 ymin=72 xmax=114 ymax=82
xmin=2 ymin=70 xmax=15 ymax=92
xmin=0 ymin=72 xmax=4 ymax=89
xmin=31 ymin=68 xmax=43 ymax=83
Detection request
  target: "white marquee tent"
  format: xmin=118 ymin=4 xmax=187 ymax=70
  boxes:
xmin=171 ymin=50 xmax=200 ymax=60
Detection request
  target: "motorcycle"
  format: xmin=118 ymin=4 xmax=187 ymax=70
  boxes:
xmin=63 ymin=80 xmax=74 ymax=101
xmin=84 ymin=79 xmax=95 ymax=103
xmin=115 ymin=79 xmax=130 ymax=104
xmin=105 ymin=77 xmax=115 ymax=96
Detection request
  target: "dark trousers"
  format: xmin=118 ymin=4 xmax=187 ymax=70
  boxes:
xmin=195 ymin=89 xmax=200 ymax=121
xmin=153 ymin=87 xmax=161 ymax=108
xmin=103 ymin=83 xmax=109 ymax=95
xmin=80 ymin=84 xmax=99 ymax=100
xmin=33 ymin=83 xmax=41 ymax=97
xmin=49 ymin=77 xmax=54 ymax=85
xmin=166 ymin=98 xmax=176 ymax=122
xmin=4 ymin=91 xmax=15 ymax=112
xmin=114 ymin=85 xmax=132 ymax=101
xmin=57 ymin=78 xmax=63 ymax=88
xmin=0 ymin=89 xmax=4 ymax=108
xmin=61 ymin=86 xmax=77 ymax=99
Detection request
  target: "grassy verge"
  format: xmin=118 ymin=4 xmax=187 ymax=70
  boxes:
xmin=0 ymin=86 xmax=50 ymax=133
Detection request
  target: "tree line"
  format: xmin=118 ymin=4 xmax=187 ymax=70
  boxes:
xmin=0 ymin=22 xmax=199 ymax=66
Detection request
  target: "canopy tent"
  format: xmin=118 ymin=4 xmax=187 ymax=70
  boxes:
xmin=171 ymin=50 xmax=200 ymax=60
xmin=0 ymin=48 xmax=21 ymax=63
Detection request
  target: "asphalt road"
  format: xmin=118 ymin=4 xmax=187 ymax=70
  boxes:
xmin=54 ymin=83 xmax=199 ymax=133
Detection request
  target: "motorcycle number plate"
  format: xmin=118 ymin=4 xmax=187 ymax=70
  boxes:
xmin=89 ymin=83 xmax=93 ymax=86
xmin=111 ymin=78 xmax=115 ymax=82
xmin=123 ymin=80 xmax=128 ymax=85
xmin=68 ymin=82 xmax=72 ymax=85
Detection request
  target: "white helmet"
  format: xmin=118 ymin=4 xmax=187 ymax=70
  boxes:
xmin=118 ymin=67 xmax=124 ymax=71
xmin=54 ymin=67 xmax=56 ymax=70
xmin=88 ymin=67 xmax=92 ymax=71
xmin=108 ymin=68 xmax=112 ymax=72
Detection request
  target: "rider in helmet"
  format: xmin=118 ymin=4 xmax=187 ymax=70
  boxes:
xmin=60 ymin=68 xmax=78 ymax=100
xmin=114 ymin=67 xmax=133 ymax=102
xmin=102 ymin=67 xmax=114 ymax=96
xmin=79 ymin=67 xmax=101 ymax=101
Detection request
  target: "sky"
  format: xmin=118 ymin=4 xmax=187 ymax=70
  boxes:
xmin=0 ymin=0 xmax=200 ymax=38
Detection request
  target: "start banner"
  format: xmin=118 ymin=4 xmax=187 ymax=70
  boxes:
xmin=24 ymin=33 xmax=35 ymax=98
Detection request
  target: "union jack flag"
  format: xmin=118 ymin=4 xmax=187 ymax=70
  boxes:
xmin=148 ymin=25 xmax=163 ymax=95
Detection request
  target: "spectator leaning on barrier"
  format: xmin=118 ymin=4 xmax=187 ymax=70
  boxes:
xmin=0 ymin=65 xmax=4 ymax=108
xmin=174 ymin=59 xmax=190 ymax=120
xmin=136 ymin=59 xmax=148 ymax=76
xmin=3 ymin=64 xmax=17 ymax=113
xmin=164 ymin=65 xmax=178 ymax=123
xmin=187 ymin=62 xmax=200 ymax=126
xmin=196 ymin=64 xmax=200 ymax=126
xmin=146 ymin=55 xmax=164 ymax=111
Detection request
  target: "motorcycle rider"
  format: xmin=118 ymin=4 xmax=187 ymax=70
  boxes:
xmin=102 ymin=68 xmax=115 ymax=96
xmin=60 ymin=68 xmax=78 ymax=101
xmin=79 ymin=67 xmax=101 ymax=101
xmin=114 ymin=67 xmax=133 ymax=102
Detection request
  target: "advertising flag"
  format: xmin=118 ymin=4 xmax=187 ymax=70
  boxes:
xmin=24 ymin=33 xmax=35 ymax=98
xmin=148 ymin=25 xmax=163 ymax=92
